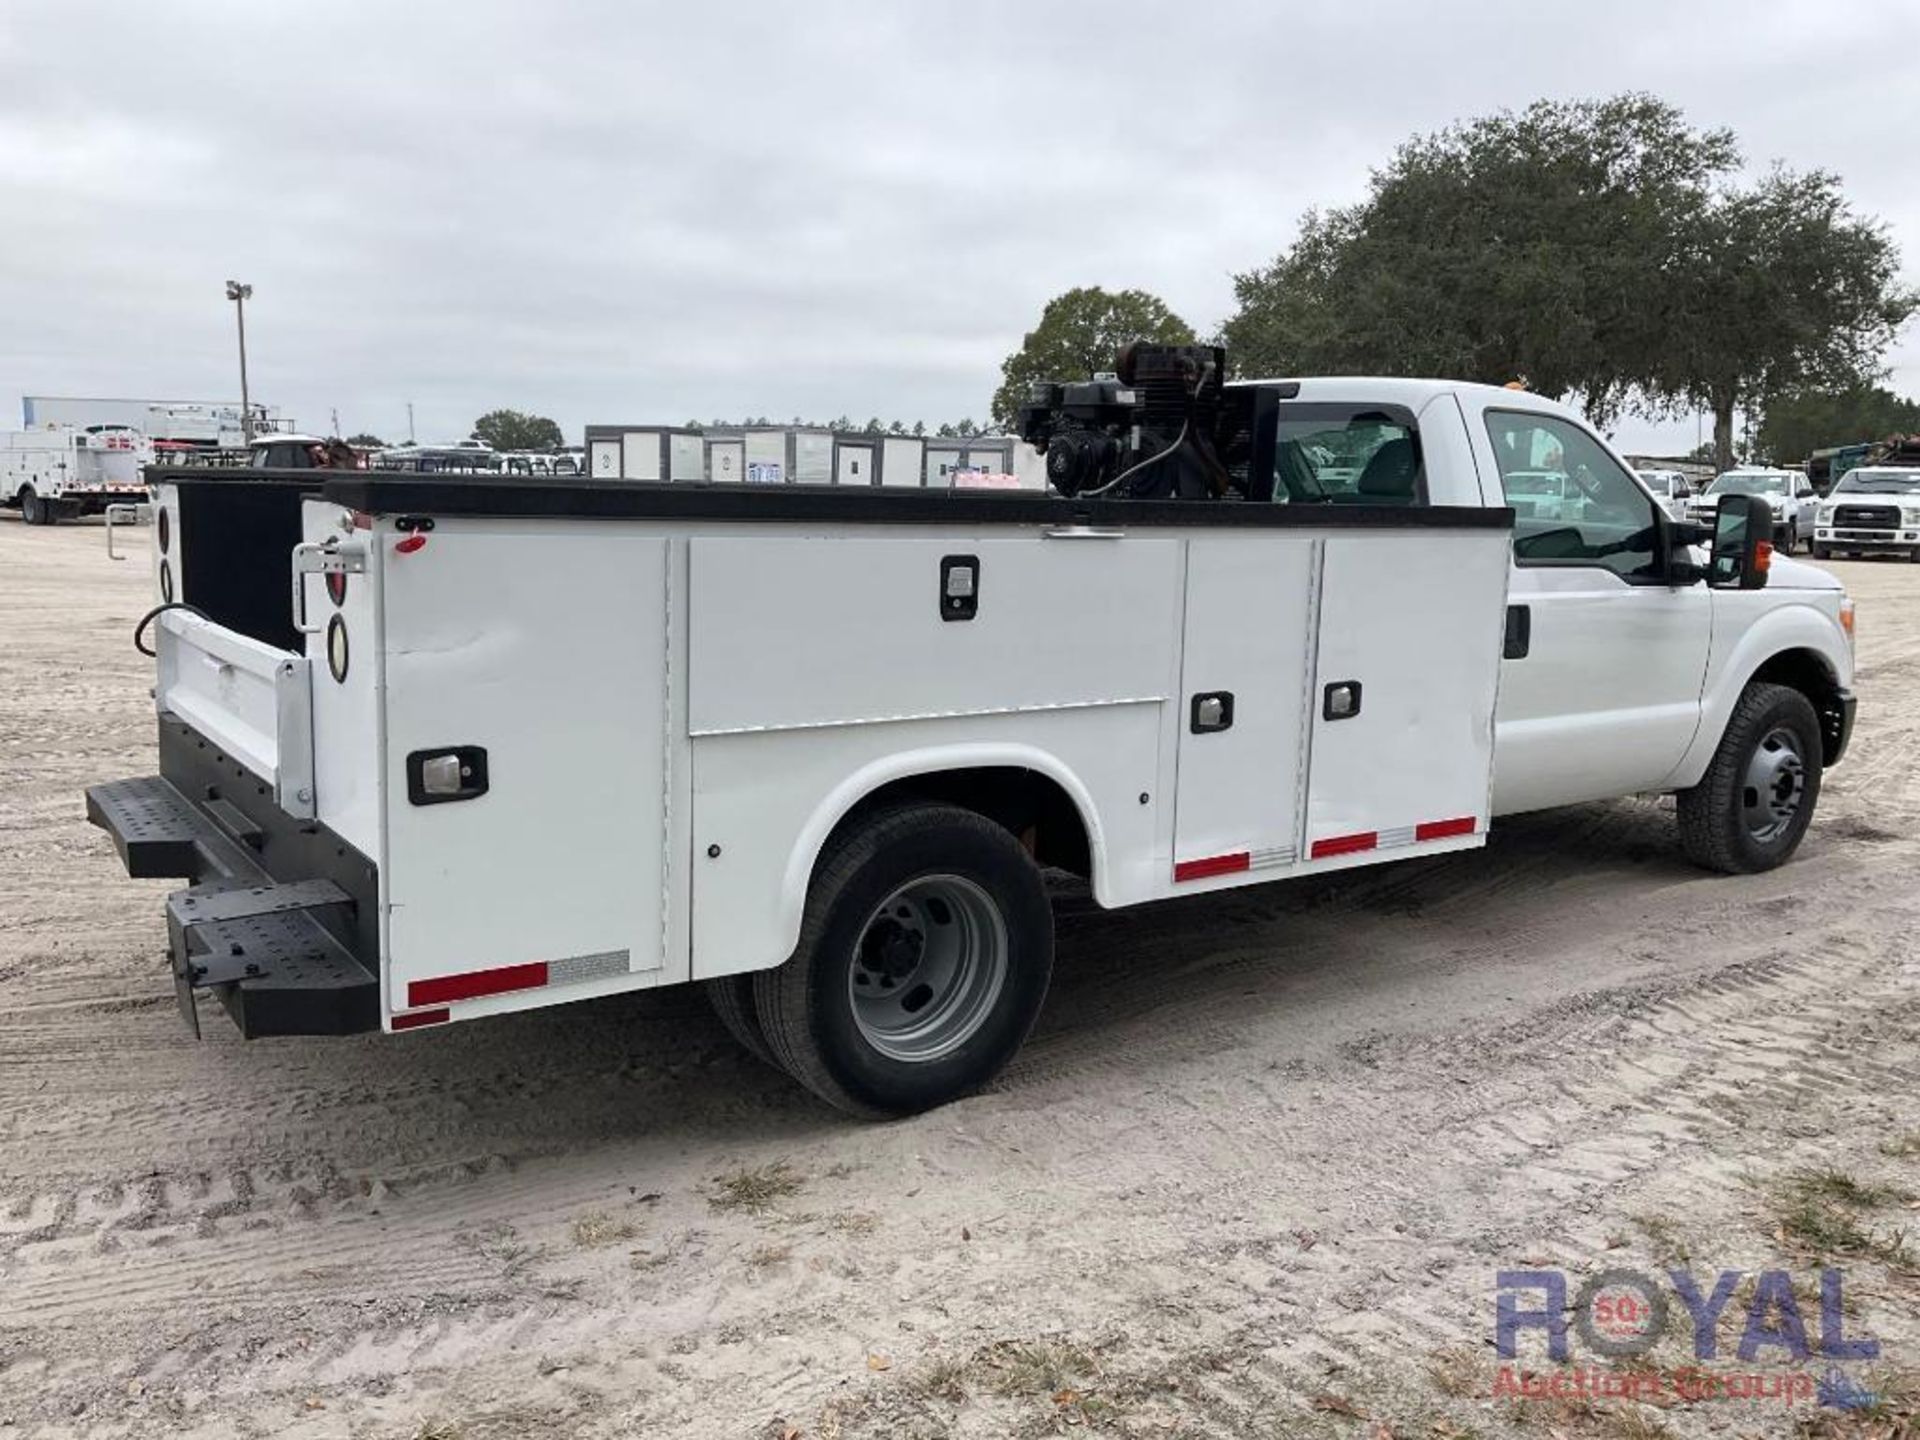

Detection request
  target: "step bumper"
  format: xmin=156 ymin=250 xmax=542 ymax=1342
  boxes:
xmin=86 ymin=765 xmax=380 ymax=1038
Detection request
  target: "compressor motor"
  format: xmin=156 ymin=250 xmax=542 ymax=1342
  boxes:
xmin=1016 ymin=342 xmax=1233 ymax=499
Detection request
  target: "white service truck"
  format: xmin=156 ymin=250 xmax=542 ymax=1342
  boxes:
xmin=86 ymin=348 xmax=1857 ymax=1116
xmin=3 ymin=424 xmax=151 ymax=524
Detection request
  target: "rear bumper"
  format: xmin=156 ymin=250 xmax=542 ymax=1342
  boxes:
xmin=85 ymin=714 xmax=380 ymax=1037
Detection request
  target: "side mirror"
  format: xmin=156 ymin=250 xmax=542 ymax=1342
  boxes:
xmin=1708 ymin=494 xmax=1772 ymax=590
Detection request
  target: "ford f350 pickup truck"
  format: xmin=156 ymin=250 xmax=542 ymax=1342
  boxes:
xmin=85 ymin=349 xmax=1857 ymax=1116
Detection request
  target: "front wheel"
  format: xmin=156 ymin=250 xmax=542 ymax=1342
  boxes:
xmin=1676 ymin=682 xmax=1823 ymax=874
xmin=20 ymin=487 xmax=50 ymax=526
xmin=754 ymin=803 xmax=1054 ymax=1117
xmin=1811 ymin=544 xmax=1831 ymax=560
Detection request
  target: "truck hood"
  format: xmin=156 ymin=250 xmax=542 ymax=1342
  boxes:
xmin=1766 ymin=554 xmax=1843 ymax=591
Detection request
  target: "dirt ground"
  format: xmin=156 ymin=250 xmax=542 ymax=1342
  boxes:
xmin=0 ymin=516 xmax=1915 ymax=1440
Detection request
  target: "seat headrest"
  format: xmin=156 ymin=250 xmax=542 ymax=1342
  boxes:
xmin=1357 ymin=437 xmax=1420 ymax=498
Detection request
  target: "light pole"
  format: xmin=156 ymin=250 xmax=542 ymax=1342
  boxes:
xmin=225 ymin=280 xmax=253 ymax=441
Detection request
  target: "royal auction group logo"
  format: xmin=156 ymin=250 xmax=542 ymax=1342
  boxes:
xmin=1495 ymin=1268 xmax=1882 ymax=1409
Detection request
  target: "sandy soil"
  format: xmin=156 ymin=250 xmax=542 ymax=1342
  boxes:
xmin=0 ymin=515 xmax=1915 ymax=1440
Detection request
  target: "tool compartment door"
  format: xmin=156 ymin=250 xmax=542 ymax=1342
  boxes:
xmin=1172 ymin=535 xmax=1317 ymax=876
xmin=1304 ymin=532 xmax=1509 ymax=863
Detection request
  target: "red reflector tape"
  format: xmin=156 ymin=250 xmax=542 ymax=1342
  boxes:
xmin=1173 ymin=851 xmax=1251 ymax=883
xmin=1415 ymin=816 xmax=1477 ymax=842
xmin=408 ymin=961 xmax=548 ymax=1008
xmin=392 ymin=1007 xmax=449 ymax=1031
xmin=1311 ymin=831 xmax=1378 ymax=859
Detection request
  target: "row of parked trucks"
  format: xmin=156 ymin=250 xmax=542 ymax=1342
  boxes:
xmin=77 ymin=344 xmax=1863 ymax=1117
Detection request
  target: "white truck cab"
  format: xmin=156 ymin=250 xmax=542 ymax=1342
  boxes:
xmin=1635 ymin=467 xmax=1694 ymax=521
xmin=1688 ymin=467 xmax=1819 ymax=553
xmin=86 ymin=371 xmax=1857 ymax=1117
xmin=1811 ymin=466 xmax=1920 ymax=561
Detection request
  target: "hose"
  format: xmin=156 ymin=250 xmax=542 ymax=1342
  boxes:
xmin=134 ymin=602 xmax=210 ymax=657
xmin=1078 ymin=357 xmax=1220 ymax=499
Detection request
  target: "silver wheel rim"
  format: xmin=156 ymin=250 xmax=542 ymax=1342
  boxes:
xmin=1742 ymin=725 xmax=1806 ymax=844
xmin=848 ymin=874 xmax=1008 ymax=1063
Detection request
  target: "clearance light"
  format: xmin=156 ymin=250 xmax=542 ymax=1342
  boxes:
xmin=395 ymin=534 xmax=428 ymax=555
xmin=1840 ymin=599 xmax=1856 ymax=647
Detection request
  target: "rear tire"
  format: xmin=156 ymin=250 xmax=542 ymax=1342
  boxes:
xmin=754 ymin=803 xmax=1053 ymax=1118
xmin=704 ymin=974 xmax=781 ymax=1070
xmin=1676 ymin=682 xmax=1822 ymax=874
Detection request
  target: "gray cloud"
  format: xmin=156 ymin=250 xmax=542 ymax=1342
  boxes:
xmin=2 ymin=0 xmax=1914 ymax=454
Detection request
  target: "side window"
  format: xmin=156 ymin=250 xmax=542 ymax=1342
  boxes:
xmin=1270 ymin=406 xmax=1424 ymax=506
xmin=1484 ymin=411 xmax=1662 ymax=581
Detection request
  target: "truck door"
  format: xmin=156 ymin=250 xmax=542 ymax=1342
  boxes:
xmin=1470 ymin=405 xmax=1710 ymax=814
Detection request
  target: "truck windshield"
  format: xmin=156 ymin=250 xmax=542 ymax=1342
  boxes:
xmin=1708 ymin=474 xmax=1787 ymax=495
xmin=1834 ymin=471 xmax=1920 ymax=494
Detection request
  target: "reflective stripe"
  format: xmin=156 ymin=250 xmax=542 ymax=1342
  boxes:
xmin=1173 ymin=852 xmax=1251 ymax=883
xmin=408 ymin=961 xmax=548 ymax=1007
xmin=1311 ymin=832 xmax=1378 ymax=859
xmin=392 ymin=1007 xmax=450 ymax=1030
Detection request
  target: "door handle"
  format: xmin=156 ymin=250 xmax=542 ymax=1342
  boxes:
xmin=1504 ymin=604 xmax=1531 ymax=660
xmin=1322 ymin=681 xmax=1362 ymax=721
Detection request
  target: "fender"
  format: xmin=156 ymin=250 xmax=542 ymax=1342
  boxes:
xmin=1666 ymin=596 xmax=1851 ymax=791
xmin=772 ymin=741 xmax=1113 ymax=959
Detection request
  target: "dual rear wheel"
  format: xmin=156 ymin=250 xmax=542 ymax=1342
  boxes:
xmin=704 ymin=803 xmax=1054 ymax=1117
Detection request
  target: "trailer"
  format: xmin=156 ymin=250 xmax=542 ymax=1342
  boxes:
xmin=3 ymin=425 xmax=151 ymax=524
xmin=85 ymin=367 xmax=1854 ymax=1117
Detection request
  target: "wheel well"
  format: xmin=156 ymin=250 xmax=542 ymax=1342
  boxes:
xmin=1748 ymin=648 xmax=1846 ymax=764
xmin=833 ymin=767 xmax=1094 ymax=877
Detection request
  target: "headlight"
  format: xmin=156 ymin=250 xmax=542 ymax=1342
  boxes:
xmin=1903 ymin=506 xmax=1920 ymax=525
xmin=1818 ymin=506 xmax=1835 ymax=524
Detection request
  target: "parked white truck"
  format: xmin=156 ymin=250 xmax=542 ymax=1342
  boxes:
xmin=1810 ymin=466 xmax=1920 ymax=561
xmin=3 ymin=424 xmax=151 ymax=524
xmin=86 ymin=347 xmax=1856 ymax=1116
xmin=1685 ymin=467 xmax=1820 ymax=553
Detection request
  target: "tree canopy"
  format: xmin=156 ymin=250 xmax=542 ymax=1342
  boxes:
xmin=990 ymin=287 xmax=1195 ymax=427
xmin=472 ymin=409 xmax=565 ymax=452
xmin=1220 ymin=93 xmax=1915 ymax=469
xmin=1755 ymin=384 xmax=1920 ymax=464
xmin=1654 ymin=168 xmax=1915 ymax=468
xmin=344 ymin=432 xmax=385 ymax=448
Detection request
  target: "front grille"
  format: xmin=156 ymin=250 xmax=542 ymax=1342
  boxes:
xmin=1834 ymin=505 xmax=1899 ymax=528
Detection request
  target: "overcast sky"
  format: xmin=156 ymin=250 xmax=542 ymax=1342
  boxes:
xmin=2 ymin=0 xmax=1915 ymax=455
